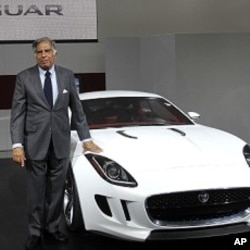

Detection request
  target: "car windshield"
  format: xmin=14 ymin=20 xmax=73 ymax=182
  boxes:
xmin=81 ymin=97 xmax=193 ymax=129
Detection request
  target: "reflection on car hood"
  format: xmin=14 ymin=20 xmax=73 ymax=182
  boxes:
xmin=90 ymin=124 xmax=246 ymax=175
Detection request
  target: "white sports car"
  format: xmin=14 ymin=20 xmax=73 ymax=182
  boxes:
xmin=64 ymin=90 xmax=250 ymax=241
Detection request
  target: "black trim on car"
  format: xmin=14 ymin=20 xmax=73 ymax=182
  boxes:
xmin=147 ymin=223 xmax=250 ymax=240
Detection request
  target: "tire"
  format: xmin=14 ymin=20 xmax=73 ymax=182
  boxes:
xmin=63 ymin=165 xmax=85 ymax=231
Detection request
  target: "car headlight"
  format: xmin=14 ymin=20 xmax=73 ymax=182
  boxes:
xmin=243 ymin=144 xmax=250 ymax=167
xmin=85 ymin=154 xmax=137 ymax=187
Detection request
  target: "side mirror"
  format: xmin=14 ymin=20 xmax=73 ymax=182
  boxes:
xmin=188 ymin=111 xmax=200 ymax=121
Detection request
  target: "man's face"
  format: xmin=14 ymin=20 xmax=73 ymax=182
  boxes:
xmin=35 ymin=41 xmax=57 ymax=70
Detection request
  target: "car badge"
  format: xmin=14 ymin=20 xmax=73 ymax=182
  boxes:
xmin=198 ymin=192 xmax=209 ymax=203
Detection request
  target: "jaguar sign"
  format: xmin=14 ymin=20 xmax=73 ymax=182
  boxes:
xmin=0 ymin=0 xmax=97 ymax=41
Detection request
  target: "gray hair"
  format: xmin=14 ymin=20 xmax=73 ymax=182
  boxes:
xmin=32 ymin=37 xmax=57 ymax=54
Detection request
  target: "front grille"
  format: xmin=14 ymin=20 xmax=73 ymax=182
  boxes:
xmin=146 ymin=188 xmax=250 ymax=225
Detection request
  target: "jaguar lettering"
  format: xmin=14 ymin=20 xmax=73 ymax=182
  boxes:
xmin=0 ymin=5 xmax=63 ymax=16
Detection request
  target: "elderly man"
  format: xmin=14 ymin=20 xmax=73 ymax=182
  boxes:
xmin=10 ymin=37 xmax=102 ymax=250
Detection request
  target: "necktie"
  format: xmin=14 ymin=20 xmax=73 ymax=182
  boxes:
xmin=44 ymin=71 xmax=53 ymax=109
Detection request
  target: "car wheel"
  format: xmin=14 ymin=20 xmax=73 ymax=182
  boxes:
xmin=63 ymin=165 xmax=85 ymax=231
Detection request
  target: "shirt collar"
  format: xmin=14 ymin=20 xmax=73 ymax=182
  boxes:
xmin=38 ymin=65 xmax=55 ymax=75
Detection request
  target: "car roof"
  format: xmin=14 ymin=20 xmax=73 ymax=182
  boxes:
xmin=79 ymin=90 xmax=162 ymax=100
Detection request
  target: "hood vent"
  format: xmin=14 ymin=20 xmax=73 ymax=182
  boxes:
xmin=168 ymin=128 xmax=186 ymax=136
xmin=116 ymin=130 xmax=138 ymax=139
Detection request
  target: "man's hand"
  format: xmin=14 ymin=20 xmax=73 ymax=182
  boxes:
xmin=12 ymin=147 xmax=26 ymax=167
xmin=83 ymin=141 xmax=102 ymax=153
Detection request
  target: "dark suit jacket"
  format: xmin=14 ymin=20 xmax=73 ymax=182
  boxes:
xmin=10 ymin=65 xmax=90 ymax=160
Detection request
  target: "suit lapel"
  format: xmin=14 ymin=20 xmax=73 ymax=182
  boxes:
xmin=53 ymin=66 xmax=65 ymax=108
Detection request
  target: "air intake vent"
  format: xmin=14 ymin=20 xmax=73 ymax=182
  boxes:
xmin=95 ymin=195 xmax=112 ymax=217
xmin=121 ymin=200 xmax=131 ymax=221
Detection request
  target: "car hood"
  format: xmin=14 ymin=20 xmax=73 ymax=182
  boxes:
xmin=87 ymin=124 xmax=250 ymax=190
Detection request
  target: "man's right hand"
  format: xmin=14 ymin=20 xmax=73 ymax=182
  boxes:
xmin=12 ymin=147 xmax=26 ymax=167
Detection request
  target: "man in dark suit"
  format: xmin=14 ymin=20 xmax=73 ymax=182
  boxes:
xmin=10 ymin=37 xmax=102 ymax=250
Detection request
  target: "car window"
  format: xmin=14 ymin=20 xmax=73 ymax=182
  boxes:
xmin=81 ymin=97 xmax=193 ymax=128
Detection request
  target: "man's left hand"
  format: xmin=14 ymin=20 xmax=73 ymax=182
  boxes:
xmin=83 ymin=141 xmax=102 ymax=153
